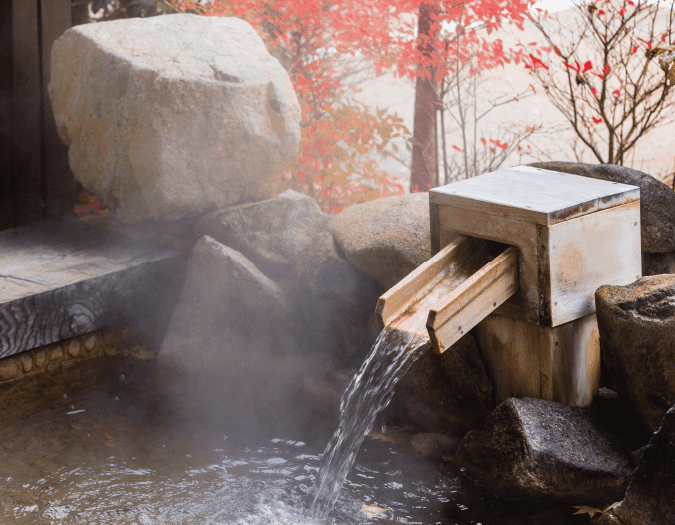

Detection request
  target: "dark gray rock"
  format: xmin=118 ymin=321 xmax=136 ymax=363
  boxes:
xmin=642 ymin=251 xmax=675 ymax=276
xmin=456 ymin=397 xmax=634 ymax=505
xmin=290 ymin=230 xmax=382 ymax=368
xmin=590 ymin=388 xmax=651 ymax=452
xmin=595 ymin=276 xmax=675 ymax=432
xmin=527 ymin=161 xmax=675 ymax=253
xmin=195 ymin=190 xmax=329 ymax=279
xmin=328 ymin=192 xmax=430 ymax=289
xmin=438 ymin=332 xmax=493 ymax=417
xmin=385 ymin=334 xmax=492 ymax=435
xmin=411 ymin=432 xmax=460 ymax=461
xmin=599 ymin=405 xmax=675 ymax=525
xmin=156 ymin=236 xmax=306 ymax=423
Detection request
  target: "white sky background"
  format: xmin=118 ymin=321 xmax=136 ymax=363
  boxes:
xmin=533 ymin=0 xmax=673 ymax=12
xmin=531 ymin=0 xmax=576 ymax=12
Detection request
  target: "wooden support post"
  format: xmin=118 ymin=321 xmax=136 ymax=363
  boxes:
xmin=41 ymin=0 xmax=74 ymax=219
xmin=474 ymin=313 xmax=600 ymax=407
xmin=12 ymin=0 xmax=45 ymax=225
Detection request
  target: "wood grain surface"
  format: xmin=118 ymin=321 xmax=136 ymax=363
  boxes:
xmin=427 ymin=246 xmax=518 ymax=353
xmin=437 ymin=205 xmax=540 ymax=323
xmin=0 ymin=217 xmax=181 ymax=357
xmin=430 ymin=166 xmax=639 ymax=226
xmin=474 ymin=312 xmax=600 ymax=407
xmin=434 ymin=177 xmax=641 ymax=326
xmin=543 ymin=200 xmax=642 ymax=326
xmin=376 ymin=235 xmax=508 ymax=340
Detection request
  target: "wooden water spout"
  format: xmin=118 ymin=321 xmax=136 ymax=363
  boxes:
xmin=375 ymin=234 xmax=518 ymax=353
xmin=377 ymin=165 xmax=644 ymax=408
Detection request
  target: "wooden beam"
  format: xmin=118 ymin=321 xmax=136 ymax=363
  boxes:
xmin=375 ymin=235 xmax=513 ymax=345
xmin=0 ymin=1 xmax=13 ymax=230
xmin=0 ymin=217 xmax=181 ymax=357
xmin=427 ymin=246 xmax=518 ymax=353
xmin=12 ymin=0 xmax=45 ymax=225
xmin=41 ymin=0 xmax=74 ymax=218
xmin=438 ymin=203 xmax=540 ymax=324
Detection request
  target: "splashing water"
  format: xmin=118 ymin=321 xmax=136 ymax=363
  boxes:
xmin=310 ymin=328 xmax=430 ymax=519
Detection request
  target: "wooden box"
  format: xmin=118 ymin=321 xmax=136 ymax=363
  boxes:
xmin=429 ymin=165 xmax=641 ymax=406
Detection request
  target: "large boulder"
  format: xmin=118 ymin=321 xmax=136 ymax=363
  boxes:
xmin=158 ymin=235 xmax=293 ymax=373
xmin=49 ymin=14 xmax=301 ymax=223
xmin=195 ymin=190 xmax=329 ymax=279
xmin=385 ymin=333 xmax=493 ymax=435
xmin=328 ymin=192 xmax=430 ymax=290
xmin=456 ymin=397 xmax=634 ymax=505
xmin=157 ymin=236 xmax=308 ymax=425
xmin=595 ymin=276 xmax=675 ymax=433
xmin=527 ymin=161 xmax=675 ymax=254
xmin=599 ymin=405 xmax=675 ymax=525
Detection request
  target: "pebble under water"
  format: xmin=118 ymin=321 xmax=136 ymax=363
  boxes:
xmin=0 ymin=349 xmax=583 ymax=524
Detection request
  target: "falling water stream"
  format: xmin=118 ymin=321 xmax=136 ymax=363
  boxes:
xmin=310 ymin=328 xmax=430 ymax=518
xmin=0 ymin=335 xmax=582 ymax=524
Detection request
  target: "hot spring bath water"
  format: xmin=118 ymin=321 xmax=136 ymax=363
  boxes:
xmin=0 ymin=332 xmax=580 ymax=523
xmin=0 ymin=333 xmax=463 ymax=525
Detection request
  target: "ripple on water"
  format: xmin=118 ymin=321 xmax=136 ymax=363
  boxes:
xmin=0 ymin=357 xmax=466 ymax=525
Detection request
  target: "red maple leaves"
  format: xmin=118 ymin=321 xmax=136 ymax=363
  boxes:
xmin=170 ymin=0 xmax=535 ymax=211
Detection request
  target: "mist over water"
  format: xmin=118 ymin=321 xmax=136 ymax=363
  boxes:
xmin=310 ymin=328 xmax=430 ymax=518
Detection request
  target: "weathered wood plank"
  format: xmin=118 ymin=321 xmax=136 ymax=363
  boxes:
xmin=428 ymin=246 xmax=518 ymax=353
xmin=376 ymin=235 xmax=506 ymax=340
xmin=41 ymin=0 xmax=74 ymax=218
xmin=438 ymin=203 xmax=540 ymax=324
xmin=430 ymin=166 xmax=639 ymax=226
xmin=544 ymin=314 xmax=600 ymax=407
xmin=376 ymin=234 xmax=472 ymax=332
xmin=429 ymin=201 xmax=440 ymax=255
xmin=544 ymin=200 xmax=642 ymax=326
xmin=474 ymin=312 xmax=601 ymax=407
xmin=0 ymin=217 xmax=181 ymax=357
xmin=0 ymin=1 xmax=13 ymax=230
xmin=473 ymin=314 xmax=542 ymax=403
xmin=12 ymin=0 xmax=45 ymax=225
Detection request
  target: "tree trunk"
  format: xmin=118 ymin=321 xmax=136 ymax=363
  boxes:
xmin=410 ymin=2 xmax=440 ymax=193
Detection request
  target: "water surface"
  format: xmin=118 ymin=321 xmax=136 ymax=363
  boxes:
xmin=0 ymin=352 xmax=581 ymax=524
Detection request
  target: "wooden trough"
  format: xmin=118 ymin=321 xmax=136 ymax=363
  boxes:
xmin=378 ymin=165 xmax=641 ymax=407
xmin=376 ymin=235 xmax=518 ymax=352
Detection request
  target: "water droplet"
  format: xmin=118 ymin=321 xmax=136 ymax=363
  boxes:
xmin=114 ymin=396 xmax=119 ymax=401
xmin=62 ymin=394 xmax=68 ymax=399
xmin=119 ymin=374 xmax=126 ymax=382
xmin=69 ymin=405 xmax=75 ymax=410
